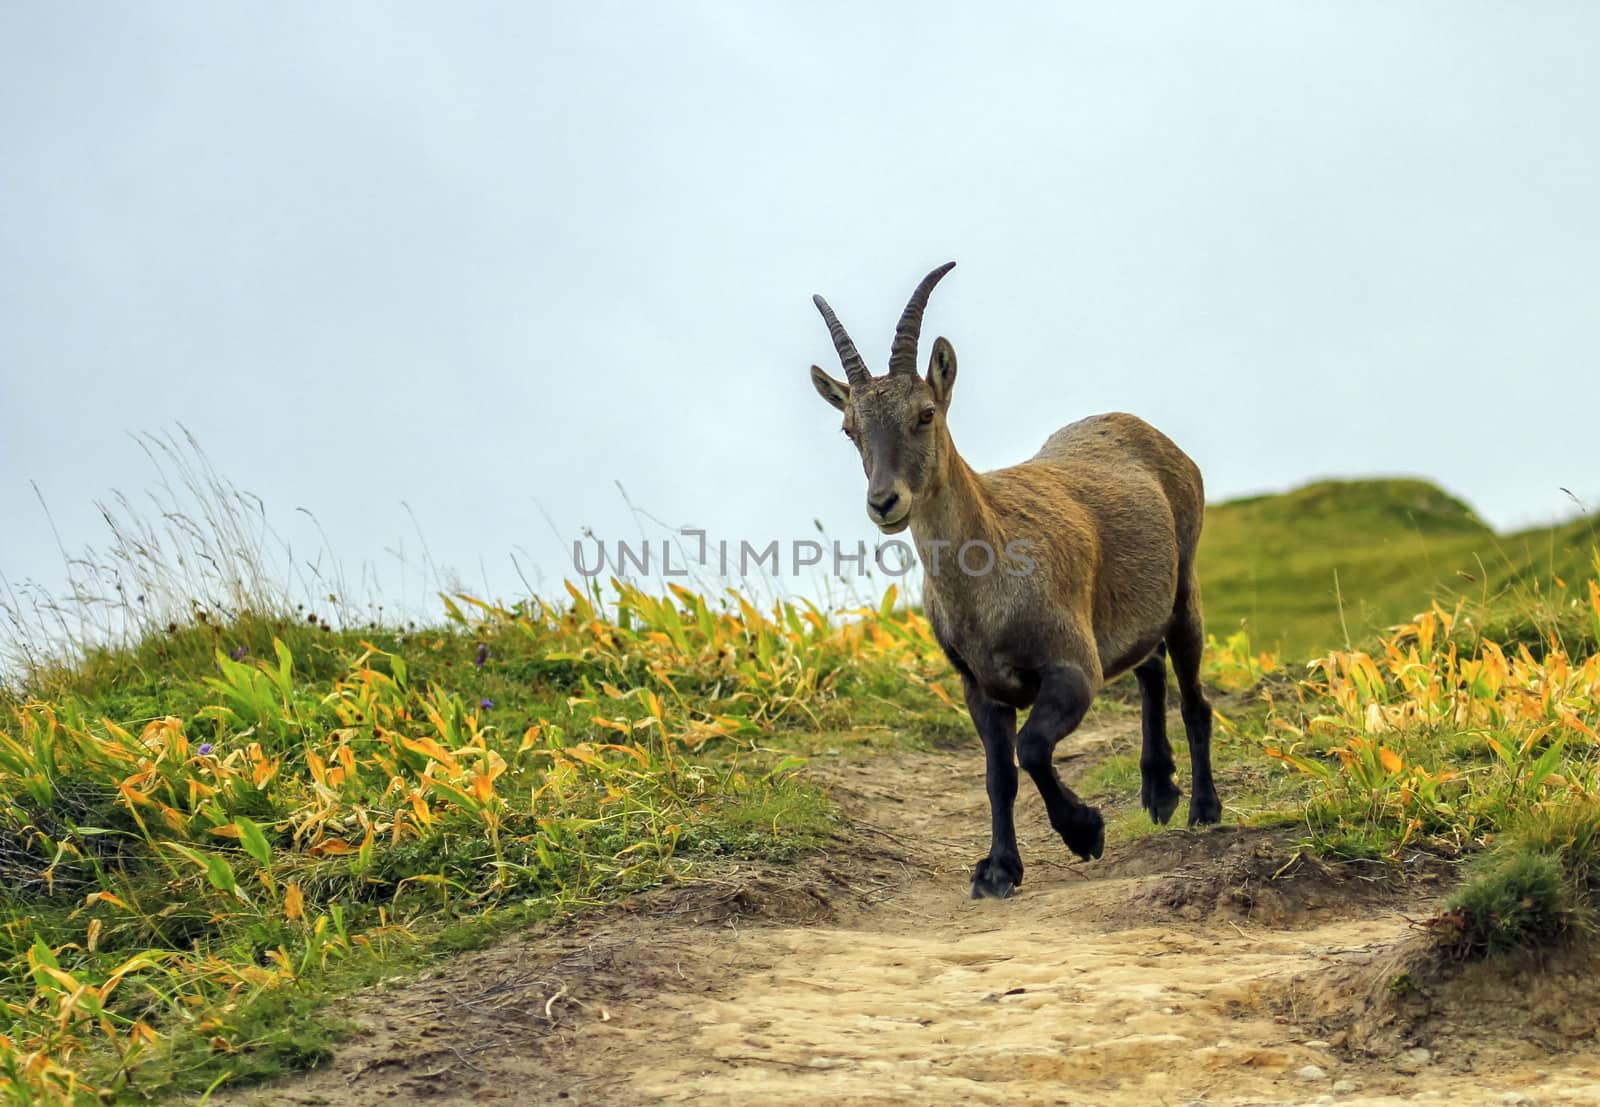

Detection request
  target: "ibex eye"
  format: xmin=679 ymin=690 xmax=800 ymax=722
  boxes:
xmin=918 ymin=409 xmax=936 ymax=426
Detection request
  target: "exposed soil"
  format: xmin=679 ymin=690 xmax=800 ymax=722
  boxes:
xmin=224 ymin=714 xmax=1600 ymax=1107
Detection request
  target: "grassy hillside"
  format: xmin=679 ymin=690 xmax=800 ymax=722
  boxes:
xmin=3 ymin=460 xmax=1599 ymax=1103
xmin=1200 ymin=478 xmax=1598 ymax=660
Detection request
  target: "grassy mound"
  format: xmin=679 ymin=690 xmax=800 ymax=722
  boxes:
xmin=1437 ymin=798 xmax=1600 ymax=958
xmin=1201 ymin=477 xmax=1597 ymax=659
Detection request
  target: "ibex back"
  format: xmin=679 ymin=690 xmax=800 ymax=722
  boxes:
xmin=808 ymin=262 xmax=1222 ymax=899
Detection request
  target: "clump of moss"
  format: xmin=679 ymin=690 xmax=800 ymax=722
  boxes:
xmin=1437 ymin=798 xmax=1600 ymax=959
xmin=1444 ymin=852 xmax=1576 ymax=958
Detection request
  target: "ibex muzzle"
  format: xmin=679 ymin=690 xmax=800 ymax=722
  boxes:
xmin=807 ymin=262 xmax=1222 ymax=900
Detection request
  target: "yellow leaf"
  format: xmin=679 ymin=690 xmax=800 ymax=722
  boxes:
xmin=410 ymin=791 xmax=435 ymax=827
xmin=1378 ymin=747 xmax=1403 ymax=774
xmin=130 ymin=1020 xmax=160 ymax=1045
xmin=284 ymin=882 xmax=305 ymax=921
xmin=566 ymin=746 xmax=611 ymax=769
xmin=401 ymin=735 xmax=460 ymax=772
xmin=104 ymin=953 xmax=162 ymax=985
xmin=594 ymin=743 xmax=650 ymax=765
xmin=116 ymin=782 xmax=152 ymax=808
xmin=252 ymin=753 xmax=280 ymax=788
xmin=1558 ymin=709 xmax=1596 ymax=739
xmin=39 ymin=965 xmax=84 ymax=994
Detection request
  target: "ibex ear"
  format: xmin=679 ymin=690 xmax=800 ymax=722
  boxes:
xmin=927 ymin=337 xmax=957 ymax=407
xmin=810 ymin=365 xmax=849 ymax=411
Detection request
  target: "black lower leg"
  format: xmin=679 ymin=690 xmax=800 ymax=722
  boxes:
xmin=1168 ymin=594 xmax=1222 ymax=826
xmin=1015 ymin=663 xmax=1104 ymax=861
xmin=1134 ymin=651 xmax=1182 ymax=825
xmin=1180 ymin=693 xmax=1221 ymax=824
xmin=965 ymin=680 xmax=1023 ymax=898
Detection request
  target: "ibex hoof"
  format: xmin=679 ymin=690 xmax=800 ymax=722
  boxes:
xmin=1063 ymin=809 xmax=1105 ymax=862
xmin=1142 ymin=775 xmax=1182 ymax=826
xmin=1188 ymin=792 xmax=1223 ymax=827
xmin=971 ymin=854 xmax=1022 ymax=899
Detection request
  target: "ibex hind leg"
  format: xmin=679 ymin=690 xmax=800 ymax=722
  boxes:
xmin=1134 ymin=647 xmax=1182 ymax=825
xmin=1167 ymin=585 xmax=1222 ymax=826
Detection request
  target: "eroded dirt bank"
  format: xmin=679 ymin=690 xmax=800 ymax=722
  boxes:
xmin=229 ymin=718 xmax=1600 ymax=1107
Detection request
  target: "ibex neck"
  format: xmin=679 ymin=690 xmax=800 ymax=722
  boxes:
xmin=909 ymin=435 xmax=1002 ymax=589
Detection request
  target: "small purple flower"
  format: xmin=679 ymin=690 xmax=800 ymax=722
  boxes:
xmin=474 ymin=643 xmax=489 ymax=668
xmin=480 ymin=698 xmax=493 ymax=710
xmin=197 ymin=743 xmax=215 ymax=756
xmin=229 ymin=646 xmax=248 ymax=661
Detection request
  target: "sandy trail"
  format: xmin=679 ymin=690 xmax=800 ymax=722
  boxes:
xmin=231 ymin=715 xmax=1600 ymax=1107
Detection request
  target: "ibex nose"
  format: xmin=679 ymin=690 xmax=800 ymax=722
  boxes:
xmin=868 ymin=491 xmax=901 ymax=518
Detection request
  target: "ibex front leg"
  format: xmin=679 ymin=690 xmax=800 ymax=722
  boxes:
xmin=963 ymin=678 xmax=1023 ymax=899
xmin=1016 ymin=663 xmax=1105 ymax=862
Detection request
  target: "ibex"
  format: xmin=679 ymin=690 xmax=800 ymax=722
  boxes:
xmin=808 ymin=262 xmax=1221 ymax=899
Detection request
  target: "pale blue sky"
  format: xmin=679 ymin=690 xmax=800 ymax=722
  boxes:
xmin=3 ymin=3 xmax=1597 ymax=622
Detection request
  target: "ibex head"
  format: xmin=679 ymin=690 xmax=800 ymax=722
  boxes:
xmin=810 ymin=262 xmax=959 ymax=534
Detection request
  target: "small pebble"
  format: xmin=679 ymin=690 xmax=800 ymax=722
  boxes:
xmin=1304 ymin=1039 xmax=1331 ymax=1049
xmin=1500 ymin=1094 xmax=1536 ymax=1106
xmin=1333 ymin=1080 xmax=1360 ymax=1095
xmin=1298 ymin=1064 xmax=1329 ymax=1081
xmin=1396 ymin=1046 xmax=1433 ymax=1073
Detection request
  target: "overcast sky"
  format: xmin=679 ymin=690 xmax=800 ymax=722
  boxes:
xmin=3 ymin=3 xmax=1597 ymax=624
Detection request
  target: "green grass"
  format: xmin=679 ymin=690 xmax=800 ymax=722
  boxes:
xmin=1201 ymin=478 xmax=1598 ymax=659
xmin=0 ymin=584 xmax=951 ymax=1104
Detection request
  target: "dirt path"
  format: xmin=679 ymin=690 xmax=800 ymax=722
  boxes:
xmin=230 ymin=716 xmax=1600 ymax=1107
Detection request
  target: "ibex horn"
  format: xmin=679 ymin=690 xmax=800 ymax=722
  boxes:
xmin=887 ymin=261 xmax=956 ymax=377
xmin=813 ymin=294 xmax=870 ymax=387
